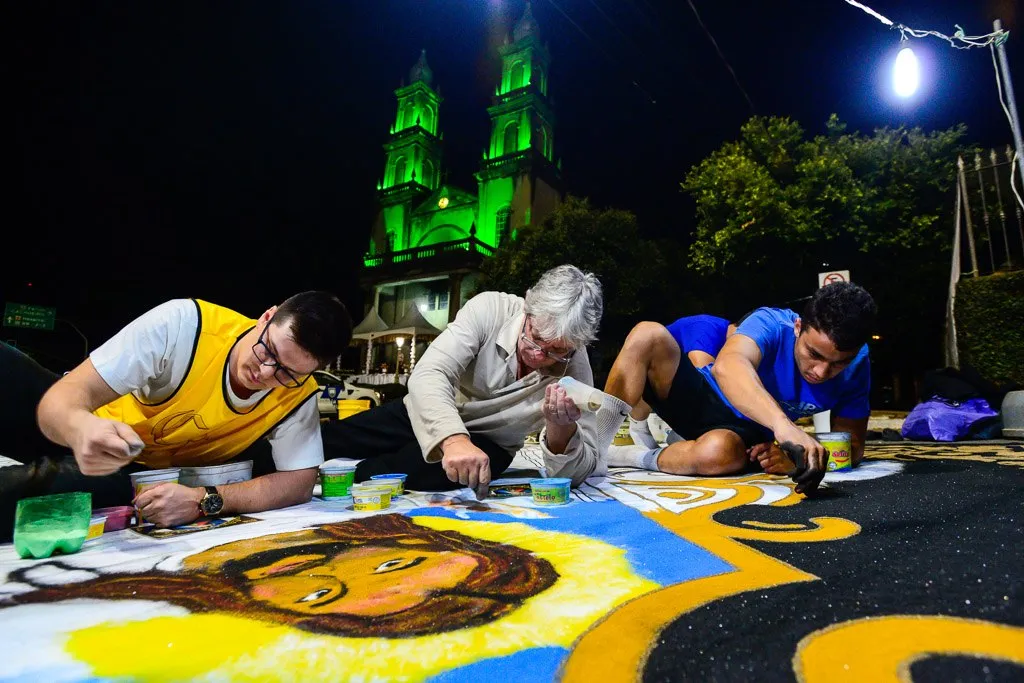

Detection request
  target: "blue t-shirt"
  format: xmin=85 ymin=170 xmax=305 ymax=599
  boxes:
xmin=698 ymin=307 xmax=871 ymax=422
xmin=666 ymin=314 xmax=731 ymax=356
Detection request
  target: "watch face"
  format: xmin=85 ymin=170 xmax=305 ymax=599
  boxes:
xmin=201 ymin=493 xmax=224 ymax=516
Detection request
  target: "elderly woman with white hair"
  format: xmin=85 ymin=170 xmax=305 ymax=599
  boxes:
xmin=322 ymin=264 xmax=604 ymax=497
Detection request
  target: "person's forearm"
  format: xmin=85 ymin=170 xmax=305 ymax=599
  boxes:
xmin=832 ymin=417 xmax=868 ymax=465
xmin=712 ymin=355 xmax=791 ymax=432
xmin=217 ymin=469 xmax=318 ymax=514
xmin=544 ymin=422 xmax=577 ymax=454
xmin=37 ymin=360 xmax=120 ymax=448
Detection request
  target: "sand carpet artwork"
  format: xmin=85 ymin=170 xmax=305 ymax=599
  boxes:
xmin=1 ymin=442 xmax=1022 ymax=682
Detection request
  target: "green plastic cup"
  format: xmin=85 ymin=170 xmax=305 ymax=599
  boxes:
xmin=319 ymin=463 xmax=356 ymax=499
xmin=14 ymin=492 xmax=92 ymax=559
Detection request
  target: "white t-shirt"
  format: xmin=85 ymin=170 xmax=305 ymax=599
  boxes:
xmin=89 ymin=299 xmax=323 ymax=471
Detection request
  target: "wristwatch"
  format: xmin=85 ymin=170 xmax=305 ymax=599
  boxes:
xmin=198 ymin=486 xmax=224 ymax=517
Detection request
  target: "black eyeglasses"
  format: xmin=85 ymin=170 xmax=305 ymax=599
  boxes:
xmin=520 ymin=317 xmax=576 ymax=363
xmin=252 ymin=321 xmax=311 ymax=388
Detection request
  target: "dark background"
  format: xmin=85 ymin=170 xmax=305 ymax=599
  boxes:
xmin=3 ymin=0 xmax=1019 ymax=370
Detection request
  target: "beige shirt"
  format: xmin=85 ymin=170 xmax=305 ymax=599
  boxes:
xmin=405 ymin=291 xmax=598 ymax=485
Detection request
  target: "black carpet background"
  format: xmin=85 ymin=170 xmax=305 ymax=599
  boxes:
xmin=643 ymin=453 xmax=1024 ymax=682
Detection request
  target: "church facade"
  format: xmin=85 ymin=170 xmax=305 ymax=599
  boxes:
xmin=360 ymin=3 xmax=561 ymax=333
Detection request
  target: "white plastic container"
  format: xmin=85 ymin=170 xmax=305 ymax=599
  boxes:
xmin=177 ymin=461 xmax=254 ymax=488
xmin=558 ymin=377 xmax=604 ymax=413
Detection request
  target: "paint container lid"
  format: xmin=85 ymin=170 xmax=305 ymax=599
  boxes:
xmin=529 ymin=478 xmax=572 ymax=488
xmin=320 ymin=462 xmax=357 ymax=473
xmin=371 ymin=473 xmax=408 ymax=481
xmin=815 ymin=432 xmax=851 ymax=440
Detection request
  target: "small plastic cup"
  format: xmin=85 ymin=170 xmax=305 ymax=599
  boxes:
xmin=350 ymin=484 xmax=392 ymax=511
xmin=320 ymin=463 xmax=357 ymax=499
xmin=93 ymin=505 xmax=135 ymax=531
xmin=14 ymin=492 xmax=92 ymax=559
xmin=129 ymin=468 xmax=181 ymax=524
xmin=369 ymin=473 xmax=407 ymax=496
xmin=530 ymin=478 xmax=572 ymax=506
xmin=86 ymin=514 xmax=108 ymax=541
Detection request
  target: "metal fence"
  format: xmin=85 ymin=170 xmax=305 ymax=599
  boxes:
xmin=945 ymin=145 xmax=1024 ymax=367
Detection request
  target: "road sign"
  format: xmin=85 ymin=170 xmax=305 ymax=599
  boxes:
xmin=817 ymin=270 xmax=851 ymax=288
xmin=3 ymin=302 xmax=56 ymax=330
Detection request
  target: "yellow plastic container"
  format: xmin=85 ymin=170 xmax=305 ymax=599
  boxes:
xmin=350 ymin=484 xmax=392 ymax=511
xmin=337 ymin=399 xmax=372 ymax=420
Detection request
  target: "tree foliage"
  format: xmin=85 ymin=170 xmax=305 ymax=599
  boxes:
xmin=683 ymin=115 xmax=966 ymax=277
xmin=681 ymin=114 xmax=971 ymax=381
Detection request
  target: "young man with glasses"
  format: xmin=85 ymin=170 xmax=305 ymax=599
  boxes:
xmin=0 ymin=292 xmax=352 ymax=538
xmin=322 ymin=265 xmax=604 ymax=499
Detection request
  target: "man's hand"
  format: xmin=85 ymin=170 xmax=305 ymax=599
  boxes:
xmin=542 ymin=383 xmax=582 ymax=426
xmin=71 ymin=415 xmax=145 ymax=475
xmin=773 ymin=421 xmax=827 ymax=495
xmin=749 ymin=442 xmax=798 ymax=475
xmin=440 ymin=435 xmax=491 ymax=499
xmin=134 ymin=483 xmax=203 ymax=527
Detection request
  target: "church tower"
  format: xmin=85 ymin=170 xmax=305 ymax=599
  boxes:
xmin=476 ymin=1 xmax=561 ymax=247
xmin=370 ymin=50 xmax=443 ymax=255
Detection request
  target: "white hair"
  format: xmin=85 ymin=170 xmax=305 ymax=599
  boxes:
xmin=524 ymin=265 xmax=603 ymax=348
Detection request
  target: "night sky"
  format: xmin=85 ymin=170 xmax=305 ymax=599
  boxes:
xmin=5 ymin=0 xmax=1020 ymax=369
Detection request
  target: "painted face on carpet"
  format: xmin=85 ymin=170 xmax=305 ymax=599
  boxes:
xmin=9 ymin=514 xmax=557 ymax=637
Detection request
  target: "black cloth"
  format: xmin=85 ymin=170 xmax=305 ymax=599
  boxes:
xmin=919 ymin=365 xmax=1020 ymax=408
xmin=320 ymin=400 xmax=515 ymax=490
xmin=643 ymin=354 xmax=771 ymax=448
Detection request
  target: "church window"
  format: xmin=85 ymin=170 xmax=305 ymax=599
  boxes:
xmin=510 ymin=61 xmax=525 ymax=90
xmin=503 ymin=122 xmax=519 ymax=156
xmin=496 ymin=206 xmax=512 ymax=245
xmin=422 ymin=159 xmax=434 ymax=187
xmin=393 ymin=157 xmax=407 ymax=185
xmin=427 ymin=289 xmax=449 ymax=311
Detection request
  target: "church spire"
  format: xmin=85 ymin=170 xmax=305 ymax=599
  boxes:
xmin=513 ymin=1 xmax=539 ymax=43
xmin=409 ymin=49 xmax=433 ymax=86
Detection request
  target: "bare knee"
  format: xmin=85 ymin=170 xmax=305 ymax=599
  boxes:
xmin=658 ymin=430 xmax=746 ymax=476
xmin=622 ymin=322 xmax=677 ymax=358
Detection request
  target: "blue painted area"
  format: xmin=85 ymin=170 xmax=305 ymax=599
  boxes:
xmin=409 ymin=499 xmax=733 ymax=586
xmin=426 ymin=647 xmax=567 ymax=683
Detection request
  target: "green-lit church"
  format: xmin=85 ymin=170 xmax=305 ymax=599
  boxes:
xmin=360 ymin=2 xmax=561 ymax=337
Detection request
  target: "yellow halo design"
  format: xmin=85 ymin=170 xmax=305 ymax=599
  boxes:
xmin=68 ymin=516 xmax=658 ymax=681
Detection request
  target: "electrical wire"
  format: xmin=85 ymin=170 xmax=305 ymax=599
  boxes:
xmin=541 ymin=0 xmax=658 ymax=104
xmin=683 ymin=0 xmax=756 ymax=115
xmin=989 ymin=44 xmax=1024 ymax=212
xmin=843 ymin=0 xmax=1009 ymax=49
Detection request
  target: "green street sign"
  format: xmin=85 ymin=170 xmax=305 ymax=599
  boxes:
xmin=3 ymin=302 xmax=56 ymax=331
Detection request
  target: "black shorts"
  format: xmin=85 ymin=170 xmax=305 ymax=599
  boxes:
xmin=643 ymin=356 xmax=771 ymax=448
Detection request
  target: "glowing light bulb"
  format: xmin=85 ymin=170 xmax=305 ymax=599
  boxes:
xmin=893 ymin=46 xmax=919 ymax=97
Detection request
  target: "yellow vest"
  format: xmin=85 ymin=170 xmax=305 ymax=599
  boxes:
xmin=95 ymin=299 xmax=319 ymax=469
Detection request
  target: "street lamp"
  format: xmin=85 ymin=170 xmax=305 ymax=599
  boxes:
xmin=394 ymin=336 xmax=405 ymax=380
xmin=893 ymin=46 xmax=919 ymax=97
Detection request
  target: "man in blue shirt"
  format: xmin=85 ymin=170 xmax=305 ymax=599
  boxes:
xmin=604 ymin=283 xmax=877 ymax=493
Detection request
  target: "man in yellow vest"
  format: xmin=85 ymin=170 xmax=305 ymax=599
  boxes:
xmin=1 ymin=291 xmax=352 ymax=537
